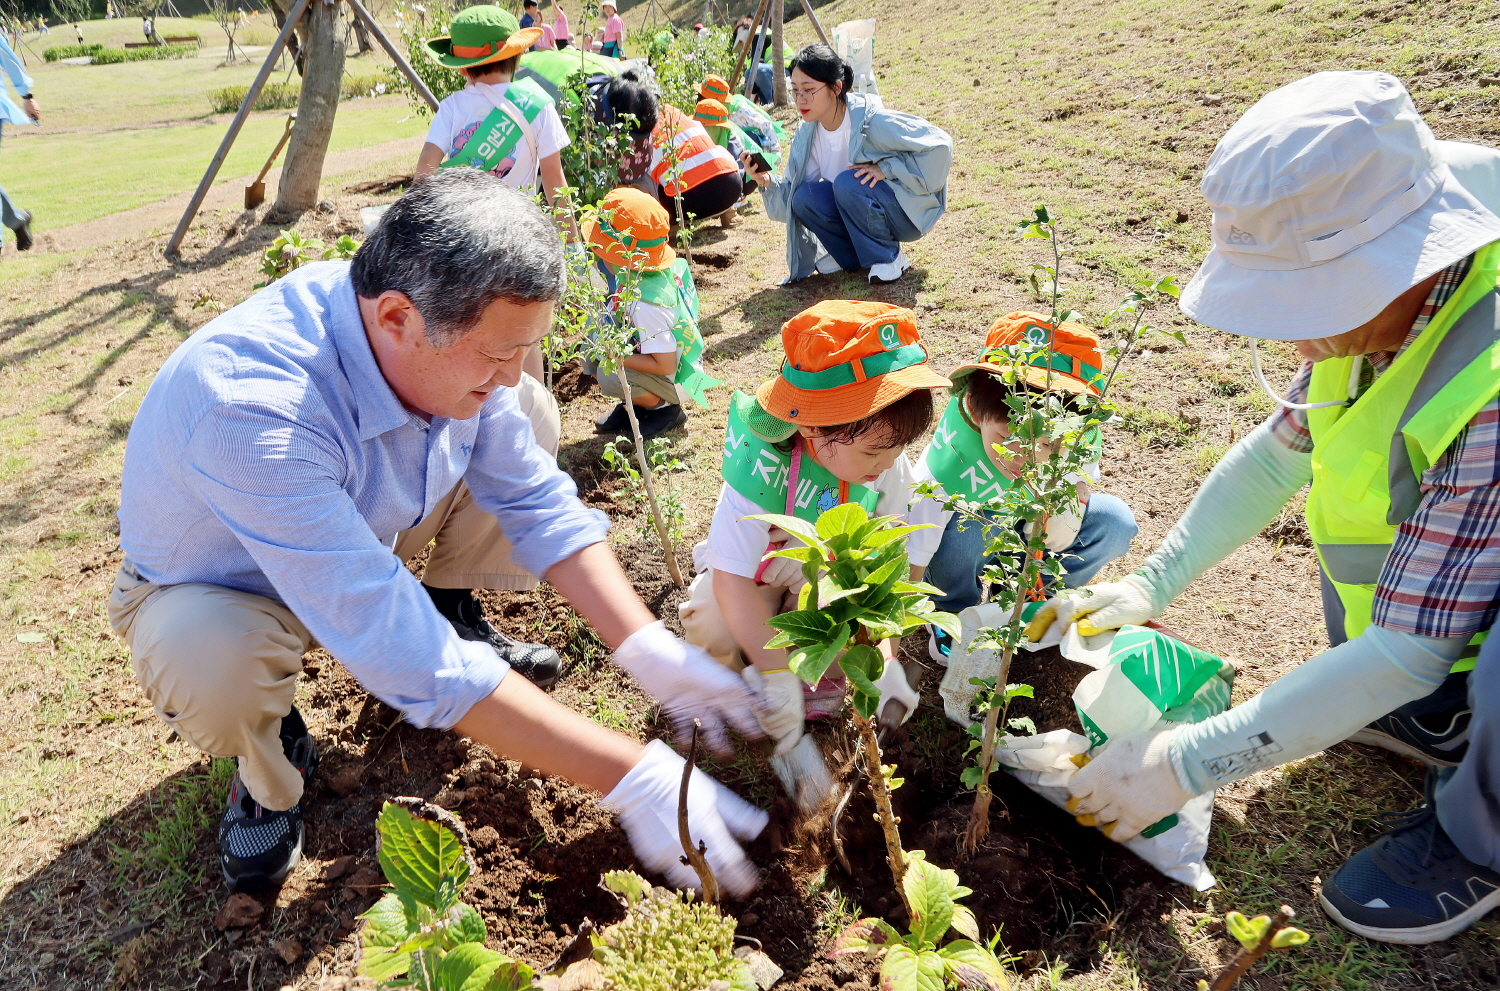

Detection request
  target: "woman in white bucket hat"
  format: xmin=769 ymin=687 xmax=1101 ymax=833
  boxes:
xmin=1041 ymin=71 xmax=1500 ymax=945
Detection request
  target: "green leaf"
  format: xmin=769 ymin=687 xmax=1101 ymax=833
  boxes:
xmin=815 ymin=578 xmax=869 ymax=607
xmin=376 ymin=803 xmax=471 ymax=914
xmin=764 ymin=609 xmax=837 ymax=646
xmin=936 ymin=940 xmax=1009 ymax=989
xmin=816 ymin=502 xmax=871 ymax=540
xmin=743 ymin=513 xmax=823 ymax=547
xmin=832 ymin=917 xmax=902 ymax=957
xmin=1003 ymin=684 xmax=1035 ymax=700
xmin=960 ymin=765 xmax=985 ymax=789
xmin=893 ymin=579 xmax=944 ymax=596
xmin=856 ymin=615 xmax=906 ymax=641
xmin=862 ymin=554 xmax=905 ymax=594
xmin=1225 ymin=911 xmax=1267 ymax=950
xmin=949 ymin=905 xmax=981 ymax=942
xmin=357 ymin=892 xmax=417 ymax=981
xmin=863 ymin=524 xmax=934 ymax=549
xmin=901 ymin=853 xmax=958 ymax=947
xmin=852 ymin=689 xmax=880 ymax=719
xmin=789 ymin=624 xmax=848 ymax=685
xmin=839 ymin=644 xmax=883 ymax=693
xmin=914 ymin=605 xmax=962 ymax=640
xmin=601 ymin=870 xmax=651 ymax=905
xmin=1271 ymin=927 xmax=1310 ymax=949
xmin=763 ymin=544 xmax=821 ymax=564
xmin=880 ymin=944 xmax=946 ymax=991
xmin=436 ymin=942 xmax=502 ymax=990
xmin=15 ymin=632 xmax=46 ymax=643
xmin=449 ymin=901 xmax=487 ymax=947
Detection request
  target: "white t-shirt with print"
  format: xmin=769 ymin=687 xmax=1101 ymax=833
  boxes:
xmin=424 ymin=81 xmax=570 ymax=193
xmin=804 ymin=109 xmax=852 ymax=184
xmin=621 ymin=300 xmax=678 ymax=354
xmin=700 ymin=453 xmax=918 ymax=579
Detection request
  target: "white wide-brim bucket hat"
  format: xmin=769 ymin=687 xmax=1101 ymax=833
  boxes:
xmin=1179 ymin=70 xmax=1500 ymax=341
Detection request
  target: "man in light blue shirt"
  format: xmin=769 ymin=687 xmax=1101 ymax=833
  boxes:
xmin=110 ymin=171 xmax=769 ymax=896
xmin=0 ymin=28 xmax=37 ymax=254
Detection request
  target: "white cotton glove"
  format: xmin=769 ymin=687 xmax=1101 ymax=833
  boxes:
xmin=875 ymin=657 xmax=919 ymax=728
xmin=1059 ymin=576 xmax=1157 ymax=636
xmin=613 ymin=621 xmax=767 ymax=756
xmin=1025 ymin=509 xmax=1085 ymax=554
xmin=601 ymin=740 xmax=769 ymax=897
xmin=1066 ymin=731 xmax=1196 ymax=841
xmin=756 ymin=553 xmax=809 ymax=592
xmin=741 ymin=666 xmax=805 ymax=756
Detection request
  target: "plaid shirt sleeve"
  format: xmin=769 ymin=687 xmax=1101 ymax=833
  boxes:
xmin=1264 ymin=360 xmax=1315 ymax=453
xmin=1374 ymin=401 xmax=1500 ymax=639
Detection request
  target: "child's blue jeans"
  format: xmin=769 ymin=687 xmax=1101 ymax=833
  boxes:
xmin=924 ymin=492 xmax=1139 ymax=614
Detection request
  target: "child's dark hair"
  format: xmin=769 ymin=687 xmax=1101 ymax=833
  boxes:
xmin=599 ymin=68 xmax=659 ymax=138
xmin=964 ymin=368 xmax=1089 ymax=425
xmin=788 ymin=43 xmax=854 ymax=103
xmin=782 ymin=389 xmax=934 ymax=451
xmin=466 ymin=55 xmax=520 ymax=78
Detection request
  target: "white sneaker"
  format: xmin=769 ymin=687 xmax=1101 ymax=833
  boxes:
xmin=868 ymin=250 xmax=910 ymax=284
xmin=814 ymin=252 xmax=843 ymax=275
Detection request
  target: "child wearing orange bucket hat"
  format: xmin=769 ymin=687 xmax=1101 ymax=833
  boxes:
xmin=907 ymin=312 xmax=1139 ymax=663
xmin=678 ymin=300 xmax=952 ymax=761
xmin=691 ymin=97 xmax=760 ymax=228
xmin=587 ymin=187 xmax=721 ymax=439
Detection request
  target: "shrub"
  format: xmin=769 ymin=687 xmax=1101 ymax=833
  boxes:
xmin=90 ymin=44 xmax=197 ymax=64
xmin=42 ymin=43 xmax=104 ymax=61
xmin=208 ymin=74 xmax=390 ymax=114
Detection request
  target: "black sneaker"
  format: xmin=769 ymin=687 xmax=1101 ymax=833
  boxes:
xmin=219 ymin=707 xmax=318 ymax=892
xmin=1319 ymin=777 xmax=1500 ymax=944
xmin=428 ymin=587 xmax=562 ymax=689
xmin=1347 ymin=670 xmax=1471 ymax=767
xmin=13 ymin=212 xmax=32 ymax=252
xmin=595 ymin=402 xmax=630 ymax=434
xmin=636 ymin=403 xmax=687 ymax=439
xmin=928 ymin=624 xmax=953 ymax=667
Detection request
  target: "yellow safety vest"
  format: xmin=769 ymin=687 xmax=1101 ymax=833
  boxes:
xmin=1305 ymin=240 xmax=1500 ymax=652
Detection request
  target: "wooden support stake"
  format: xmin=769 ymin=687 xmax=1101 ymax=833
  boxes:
xmin=728 ymin=0 xmax=770 ymax=93
xmin=164 ymin=0 xmax=313 ymax=261
xmin=797 ymin=0 xmax=829 ymax=46
xmin=344 ymin=0 xmax=437 ymax=111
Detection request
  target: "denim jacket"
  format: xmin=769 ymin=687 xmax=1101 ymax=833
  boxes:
xmin=762 ymin=93 xmax=952 ymax=282
xmin=0 ymin=32 xmax=35 ymax=129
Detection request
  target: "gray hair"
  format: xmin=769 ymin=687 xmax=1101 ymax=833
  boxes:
xmin=350 ymin=169 xmax=565 ymax=347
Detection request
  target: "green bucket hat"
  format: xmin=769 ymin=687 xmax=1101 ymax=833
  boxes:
xmin=426 ymin=5 xmax=543 ymax=69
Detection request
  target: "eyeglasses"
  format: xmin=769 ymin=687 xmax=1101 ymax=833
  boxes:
xmin=791 ymin=84 xmax=825 ymax=102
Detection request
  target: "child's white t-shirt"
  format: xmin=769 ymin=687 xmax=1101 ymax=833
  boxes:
xmin=607 ymin=300 xmax=677 ymax=354
xmin=703 ymin=453 xmax=918 ymax=579
xmin=424 ymin=81 xmax=570 ymax=193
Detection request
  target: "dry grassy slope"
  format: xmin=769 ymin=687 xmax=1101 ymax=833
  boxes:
xmin=1 ymin=0 xmax=1500 ymax=987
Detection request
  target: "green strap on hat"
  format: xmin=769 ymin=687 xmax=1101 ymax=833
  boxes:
xmin=780 ymin=342 xmax=928 ymax=391
xmin=977 ymin=344 xmax=1102 ymax=385
xmin=599 ymin=218 xmax=668 ymax=249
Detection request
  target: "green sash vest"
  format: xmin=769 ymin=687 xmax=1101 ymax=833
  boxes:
xmin=721 ymin=392 xmax=879 ymax=523
xmin=1306 ymin=240 xmax=1500 ymax=644
xmin=440 ymin=78 xmax=551 ymax=174
xmin=635 ymin=259 xmax=721 ymax=407
xmin=919 ymin=396 xmax=1020 ymax=506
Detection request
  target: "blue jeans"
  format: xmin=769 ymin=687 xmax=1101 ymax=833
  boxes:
xmin=791 ymin=170 xmax=922 ymax=271
xmin=0 ymin=124 xmax=22 ymax=232
xmin=752 ymin=63 xmax=774 ymax=104
xmin=925 ymin=492 xmax=1139 ymax=614
xmin=1436 ymin=625 xmax=1499 ymax=871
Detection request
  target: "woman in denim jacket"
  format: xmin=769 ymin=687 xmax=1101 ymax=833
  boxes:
xmin=747 ymin=44 xmax=952 ymax=284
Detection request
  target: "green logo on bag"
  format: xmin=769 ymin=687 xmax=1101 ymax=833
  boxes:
xmin=877 ymin=321 xmax=901 ymax=349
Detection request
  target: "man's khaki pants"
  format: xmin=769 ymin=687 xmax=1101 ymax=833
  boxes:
xmin=108 ymin=375 xmax=559 ymax=812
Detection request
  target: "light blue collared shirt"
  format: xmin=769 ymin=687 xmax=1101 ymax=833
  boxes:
xmin=0 ymin=32 xmax=34 ymax=129
xmin=119 ymin=261 xmax=610 ymax=729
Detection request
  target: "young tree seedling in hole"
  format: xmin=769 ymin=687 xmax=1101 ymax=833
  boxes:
xmin=914 ymin=205 xmax=1181 ymax=854
xmin=676 ymin=719 xmax=720 ymax=902
xmin=553 ymin=200 xmax=685 ymax=586
xmin=1200 ymin=905 xmax=1310 ymax=991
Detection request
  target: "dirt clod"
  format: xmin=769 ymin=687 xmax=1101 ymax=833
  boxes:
xmin=213 ymin=893 xmax=264 ymax=931
xmin=272 ymin=937 xmax=303 ymax=963
xmin=324 ymin=855 xmax=355 ymax=881
xmin=328 ymin=764 xmax=363 ymax=796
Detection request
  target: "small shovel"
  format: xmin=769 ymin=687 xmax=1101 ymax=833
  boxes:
xmin=245 ymin=114 xmax=296 ymax=209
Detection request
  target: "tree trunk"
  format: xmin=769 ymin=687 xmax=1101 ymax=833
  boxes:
xmin=272 ymin=0 xmax=345 ymax=218
xmin=351 ymin=11 xmax=372 ymax=54
xmin=771 ymin=0 xmax=786 ymax=107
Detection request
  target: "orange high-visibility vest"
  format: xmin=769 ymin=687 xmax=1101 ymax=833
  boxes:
xmin=650 ymin=105 xmax=739 ymax=196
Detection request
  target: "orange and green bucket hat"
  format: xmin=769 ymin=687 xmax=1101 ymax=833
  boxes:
xmin=693 ymin=97 xmax=730 ymax=127
xmin=426 ymin=6 xmax=543 ymax=69
xmin=700 ymin=74 xmax=732 ymax=101
xmin=949 ymin=311 xmax=1105 ymax=402
xmin=588 ymin=187 xmax=675 ymax=271
xmin=748 ymin=300 xmax=951 ymax=440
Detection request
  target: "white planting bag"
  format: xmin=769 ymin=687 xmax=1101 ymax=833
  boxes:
xmin=832 ymin=19 xmax=879 ymax=95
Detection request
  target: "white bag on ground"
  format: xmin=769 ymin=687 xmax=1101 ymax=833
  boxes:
xmin=942 ymin=615 xmax=1232 ymax=890
xmin=833 ymin=19 xmax=879 ymax=95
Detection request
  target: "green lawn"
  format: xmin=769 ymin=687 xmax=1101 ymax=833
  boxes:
xmin=3 ymin=101 xmax=425 ymax=231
